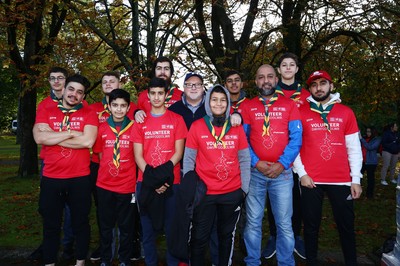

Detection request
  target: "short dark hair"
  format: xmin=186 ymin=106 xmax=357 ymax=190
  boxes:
xmin=48 ymin=67 xmax=68 ymax=78
xmin=277 ymin=52 xmax=299 ymax=67
xmin=151 ymin=56 xmax=174 ymax=77
xmin=211 ymin=85 xmax=228 ymax=98
xmin=148 ymin=77 xmax=168 ymax=93
xmin=102 ymin=71 xmax=120 ymax=80
xmin=225 ymin=70 xmax=242 ymax=80
xmin=108 ymin=88 xmax=130 ymax=105
xmin=66 ymin=74 xmax=91 ymax=92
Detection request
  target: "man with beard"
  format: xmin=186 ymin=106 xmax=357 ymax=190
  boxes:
xmin=136 ymin=56 xmax=182 ymax=121
xmin=242 ymin=64 xmax=302 ymax=266
xmin=293 ymin=70 xmax=362 ymax=266
xmin=33 ymin=74 xmax=98 ymax=266
xmin=88 ymin=71 xmax=139 ymax=261
xmin=29 ymin=67 xmax=76 ymax=261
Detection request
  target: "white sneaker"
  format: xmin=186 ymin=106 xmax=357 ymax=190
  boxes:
xmin=381 ymin=180 xmax=388 ymax=185
xmin=391 ymin=179 xmax=397 ymax=184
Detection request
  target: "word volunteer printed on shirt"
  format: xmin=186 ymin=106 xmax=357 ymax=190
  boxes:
xmin=132 ymin=110 xmax=187 ymax=184
xmin=35 ymin=106 xmax=98 ymax=178
xmin=298 ymin=103 xmax=359 ymax=183
xmin=186 ymin=119 xmax=248 ymax=195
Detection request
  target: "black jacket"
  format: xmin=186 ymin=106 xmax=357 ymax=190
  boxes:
xmin=168 ymin=99 xmax=206 ymax=130
xmin=139 ymin=160 xmax=174 ymax=232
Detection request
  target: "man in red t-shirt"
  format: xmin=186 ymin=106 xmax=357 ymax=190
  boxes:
xmin=132 ymin=77 xmax=187 ymax=266
xmin=33 ymin=74 xmax=98 ymax=266
xmin=242 ymin=64 xmax=302 ymax=266
xmin=30 ymin=67 xmax=76 ymax=261
xmin=135 ymin=56 xmax=182 ymax=121
xmin=262 ymin=53 xmax=309 ymax=260
xmin=293 ymin=70 xmax=362 ymax=265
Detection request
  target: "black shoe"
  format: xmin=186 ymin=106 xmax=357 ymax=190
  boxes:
xmin=28 ymin=244 xmax=43 ymax=261
xmin=90 ymin=246 xmax=101 ymax=261
xmin=61 ymin=245 xmax=74 ymax=260
xmin=130 ymin=239 xmax=144 ymax=261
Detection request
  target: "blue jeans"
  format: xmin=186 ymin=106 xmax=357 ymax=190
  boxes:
xmin=244 ymin=168 xmax=294 ymax=266
xmin=136 ymin=182 xmax=181 ymax=266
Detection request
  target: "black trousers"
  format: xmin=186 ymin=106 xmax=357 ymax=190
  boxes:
xmin=361 ymin=163 xmax=377 ymax=198
xmin=97 ymin=186 xmax=135 ymax=264
xmin=267 ymin=171 xmax=302 ymax=236
xmin=39 ymin=175 xmax=91 ymax=264
xmin=301 ymin=184 xmax=357 ymax=266
xmin=190 ymin=188 xmax=244 ymax=266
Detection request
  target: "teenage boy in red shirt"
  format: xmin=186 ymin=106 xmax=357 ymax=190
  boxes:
xmin=133 ymin=77 xmax=187 ymax=266
xmin=33 ymin=74 xmax=98 ymax=266
xmin=89 ymin=71 xmax=138 ymax=261
xmin=183 ymin=85 xmax=250 ymax=265
xmin=93 ymin=89 xmax=137 ymax=266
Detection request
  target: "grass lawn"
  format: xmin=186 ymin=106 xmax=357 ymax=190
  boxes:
xmin=0 ymin=134 xmax=398 ymax=264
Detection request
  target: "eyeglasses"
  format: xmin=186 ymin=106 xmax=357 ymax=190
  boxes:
xmin=226 ymin=78 xmax=241 ymax=84
xmin=184 ymin=83 xmax=203 ymax=89
xmin=49 ymin=76 xmax=66 ymax=82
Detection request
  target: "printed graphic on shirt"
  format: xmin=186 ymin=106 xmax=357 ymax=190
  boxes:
xmin=61 ymin=147 xmax=72 ymax=158
xmin=214 ymin=152 xmax=230 ymax=181
xmin=320 ymin=132 xmax=334 ymax=161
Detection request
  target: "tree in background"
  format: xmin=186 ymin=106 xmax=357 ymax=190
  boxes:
xmin=1 ymin=0 xmax=70 ymax=176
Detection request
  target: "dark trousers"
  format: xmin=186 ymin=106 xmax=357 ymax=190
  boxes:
xmin=97 ymin=187 xmax=135 ymax=263
xmin=361 ymin=163 xmax=377 ymax=198
xmin=39 ymin=175 xmax=91 ymax=264
xmin=190 ymin=189 xmax=244 ymax=266
xmin=301 ymin=184 xmax=357 ymax=266
xmin=267 ymin=171 xmax=302 ymax=236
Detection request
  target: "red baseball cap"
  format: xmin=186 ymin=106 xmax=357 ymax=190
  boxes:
xmin=306 ymin=70 xmax=332 ymax=86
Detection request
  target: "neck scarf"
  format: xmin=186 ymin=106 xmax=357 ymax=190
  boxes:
xmin=98 ymin=97 xmax=111 ymax=118
xmin=165 ymin=85 xmax=175 ymax=105
xmin=57 ymin=102 xmax=83 ymax=132
xmin=275 ymin=83 xmax=302 ymax=101
xmin=50 ymin=90 xmax=61 ymax=103
xmin=204 ymin=115 xmax=231 ymax=148
xmin=309 ymin=100 xmax=337 ymax=132
xmin=231 ymin=97 xmax=246 ymax=111
xmin=258 ymin=93 xmax=278 ymax=136
xmin=107 ymin=116 xmax=134 ymax=168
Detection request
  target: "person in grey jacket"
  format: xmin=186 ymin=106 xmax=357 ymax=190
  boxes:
xmin=360 ymin=126 xmax=381 ymax=198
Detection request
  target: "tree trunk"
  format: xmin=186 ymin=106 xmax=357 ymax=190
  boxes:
xmin=18 ymin=80 xmax=38 ymax=177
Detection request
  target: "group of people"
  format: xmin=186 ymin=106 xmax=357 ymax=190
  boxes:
xmin=359 ymin=122 xmax=400 ymax=200
xmin=32 ymin=53 xmax=364 ymax=266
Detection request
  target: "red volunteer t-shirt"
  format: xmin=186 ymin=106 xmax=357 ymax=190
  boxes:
xmin=279 ymin=88 xmax=311 ymax=108
xmin=35 ymin=105 xmax=98 ymax=178
xmin=299 ymin=103 xmax=359 ymax=183
xmin=241 ymin=96 xmax=300 ymax=163
xmin=132 ymin=110 xmax=187 ymax=184
xmin=37 ymin=96 xmax=88 ymax=159
xmin=93 ymin=121 xmax=136 ymax=193
xmin=186 ymin=119 xmax=248 ymax=195
xmin=89 ymin=101 xmax=137 ymax=163
xmin=229 ymin=97 xmax=249 ymax=115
